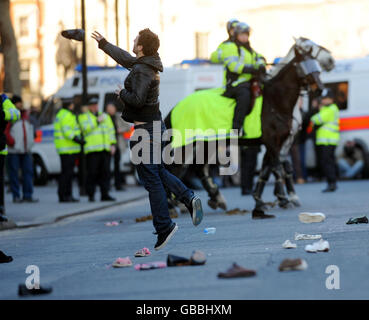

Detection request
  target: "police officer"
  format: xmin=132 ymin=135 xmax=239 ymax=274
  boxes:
xmin=78 ymin=97 xmax=117 ymax=202
xmin=0 ymin=93 xmax=21 ymax=222
xmin=210 ymin=18 xmax=239 ymax=86
xmin=222 ymin=22 xmax=266 ymax=134
xmin=310 ymin=88 xmax=340 ymax=192
xmin=54 ymin=98 xmax=84 ymax=202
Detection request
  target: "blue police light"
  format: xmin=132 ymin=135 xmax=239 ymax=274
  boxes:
xmin=180 ymin=59 xmax=211 ymax=65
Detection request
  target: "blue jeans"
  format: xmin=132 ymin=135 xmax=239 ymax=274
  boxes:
xmin=130 ymin=120 xmax=194 ymax=234
xmin=338 ymin=158 xmax=364 ymax=179
xmin=7 ymin=153 xmax=34 ymax=200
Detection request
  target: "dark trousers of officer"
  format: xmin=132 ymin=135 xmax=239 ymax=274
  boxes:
xmin=86 ymin=151 xmax=111 ymax=199
xmin=316 ymin=145 xmax=337 ymax=184
xmin=224 ymin=83 xmax=251 ymax=130
xmin=0 ymin=155 xmax=5 ymax=214
xmin=240 ymin=146 xmax=260 ymax=193
xmin=114 ymin=147 xmax=122 ymax=189
xmin=58 ymin=154 xmax=76 ymax=201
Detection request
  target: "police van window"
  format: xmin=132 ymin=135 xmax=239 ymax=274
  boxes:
xmin=104 ymin=93 xmax=124 ymax=112
xmin=39 ymin=96 xmax=63 ymax=126
xmin=325 ymin=81 xmax=348 ymax=110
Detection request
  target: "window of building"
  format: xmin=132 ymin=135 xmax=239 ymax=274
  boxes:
xmin=19 ymin=16 xmax=29 ymax=38
xmin=195 ymin=32 xmax=209 ymax=59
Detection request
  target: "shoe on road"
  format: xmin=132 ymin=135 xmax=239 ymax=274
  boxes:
xmin=282 ymin=240 xmax=297 ymax=249
xmin=0 ymin=250 xmax=13 ymax=263
xmin=167 ymin=250 xmax=206 ymax=267
xmin=154 ymin=223 xmax=178 ymax=251
xmin=305 ymin=239 xmax=330 ymax=253
xmin=346 ymin=216 xmax=369 ymax=224
xmin=18 ymin=284 xmax=52 ymax=296
xmin=294 ymin=232 xmax=322 ymax=241
xmin=185 ymin=196 xmax=203 ymax=226
xmin=299 ymin=212 xmax=326 ymax=223
xmin=322 ymin=183 xmax=337 ymax=193
xmin=252 ymin=209 xmax=275 ymax=219
xmin=218 ymin=263 xmax=256 ymax=278
xmin=279 ymin=258 xmax=308 ymax=271
xmin=112 ymin=257 xmax=132 ymax=268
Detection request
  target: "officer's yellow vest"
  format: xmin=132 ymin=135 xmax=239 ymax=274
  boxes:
xmin=54 ymin=108 xmax=81 ymax=154
xmin=78 ymin=111 xmax=116 ymax=154
xmin=0 ymin=95 xmax=21 ymax=155
xmin=222 ymin=42 xmax=264 ymax=87
xmin=311 ymin=103 xmax=340 ymax=146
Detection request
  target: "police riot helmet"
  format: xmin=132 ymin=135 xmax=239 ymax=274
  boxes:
xmin=226 ymin=19 xmax=239 ymax=36
xmin=234 ymin=22 xmax=251 ymax=36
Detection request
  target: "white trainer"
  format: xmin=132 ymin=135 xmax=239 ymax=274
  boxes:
xmin=299 ymin=212 xmax=326 ymax=223
xmin=282 ymin=240 xmax=297 ymax=249
xmin=305 ymin=239 xmax=330 ymax=253
xmin=294 ymin=232 xmax=322 ymax=241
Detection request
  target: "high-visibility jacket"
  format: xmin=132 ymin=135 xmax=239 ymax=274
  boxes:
xmin=54 ymin=108 xmax=81 ymax=155
xmin=0 ymin=94 xmax=21 ymax=155
xmin=221 ymin=42 xmax=265 ymax=88
xmin=210 ymin=40 xmax=234 ymax=86
xmin=311 ymin=103 xmax=340 ymax=146
xmin=78 ymin=111 xmax=116 ymax=154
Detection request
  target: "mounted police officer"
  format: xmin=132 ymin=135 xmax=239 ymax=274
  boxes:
xmin=222 ymin=22 xmax=266 ymax=135
xmin=310 ymin=88 xmax=340 ymax=192
xmin=78 ymin=97 xmax=117 ymax=202
xmin=54 ymin=98 xmax=84 ymax=202
xmin=210 ymin=18 xmax=239 ymax=86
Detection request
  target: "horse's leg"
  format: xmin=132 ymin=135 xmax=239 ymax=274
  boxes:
xmin=271 ymin=159 xmax=293 ymax=209
xmin=194 ymin=163 xmax=227 ymax=210
xmin=253 ymin=153 xmax=273 ymax=212
xmin=282 ymin=159 xmax=301 ymax=207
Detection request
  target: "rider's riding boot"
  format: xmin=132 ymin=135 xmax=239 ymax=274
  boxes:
xmin=253 ymin=178 xmax=267 ymax=210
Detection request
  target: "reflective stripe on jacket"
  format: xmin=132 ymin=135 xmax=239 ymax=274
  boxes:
xmin=222 ymin=42 xmax=264 ymax=87
xmin=54 ymin=108 xmax=81 ymax=154
xmin=210 ymin=40 xmax=234 ymax=86
xmin=78 ymin=111 xmax=116 ymax=154
xmin=311 ymin=103 xmax=340 ymax=146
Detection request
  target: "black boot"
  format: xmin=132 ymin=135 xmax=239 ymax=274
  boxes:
xmin=322 ymin=183 xmax=337 ymax=193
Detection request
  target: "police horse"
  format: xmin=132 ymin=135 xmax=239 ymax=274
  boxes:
xmin=164 ymin=38 xmax=335 ymax=218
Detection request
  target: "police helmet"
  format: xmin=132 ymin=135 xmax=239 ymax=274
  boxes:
xmin=321 ymin=88 xmax=334 ymax=99
xmin=226 ymin=19 xmax=239 ymax=35
xmin=234 ymin=22 xmax=251 ymax=36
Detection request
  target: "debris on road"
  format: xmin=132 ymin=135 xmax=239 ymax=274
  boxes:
xmin=112 ymin=257 xmax=133 ymax=267
xmin=299 ymin=212 xmax=326 ymax=223
xmin=294 ymin=232 xmax=322 ymax=240
xmin=134 ymin=261 xmax=167 ymax=270
xmin=105 ymin=221 xmax=122 ymax=226
xmin=218 ymin=263 xmax=256 ymax=278
xmin=135 ymin=247 xmax=151 ymax=257
xmin=346 ymin=216 xmax=369 ymax=224
xmin=225 ymin=208 xmax=249 ymax=215
xmin=278 ymin=258 xmax=308 ymax=271
xmin=167 ymin=250 xmax=206 ymax=267
xmin=282 ymin=240 xmax=297 ymax=249
xmin=305 ymin=239 xmax=330 ymax=253
xmin=0 ymin=250 xmax=13 ymax=263
xmin=18 ymin=284 xmax=52 ymax=296
xmin=135 ymin=215 xmax=153 ymax=223
xmin=204 ymin=227 xmax=216 ymax=234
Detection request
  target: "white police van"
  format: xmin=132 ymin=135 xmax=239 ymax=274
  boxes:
xmin=32 ymin=62 xmax=224 ymax=184
xmin=304 ymin=56 xmax=369 ymax=177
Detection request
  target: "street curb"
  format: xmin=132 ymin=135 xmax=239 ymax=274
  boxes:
xmin=0 ymin=194 xmax=146 ymax=232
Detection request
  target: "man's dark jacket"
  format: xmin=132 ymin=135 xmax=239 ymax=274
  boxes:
xmin=98 ymin=39 xmax=163 ymax=123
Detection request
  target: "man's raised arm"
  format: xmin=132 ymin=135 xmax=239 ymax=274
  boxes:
xmin=91 ymin=31 xmax=136 ymax=69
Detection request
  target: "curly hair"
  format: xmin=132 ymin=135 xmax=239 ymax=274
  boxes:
xmin=137 ymin=28 xmax=160 ymax=56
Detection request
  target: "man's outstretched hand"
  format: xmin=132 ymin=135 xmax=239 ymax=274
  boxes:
xmin=91 ymin=31 xmax=105 ymax=43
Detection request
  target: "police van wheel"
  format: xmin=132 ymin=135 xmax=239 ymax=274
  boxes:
xmin=33 ymin=156 xmax=48 ymax=186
